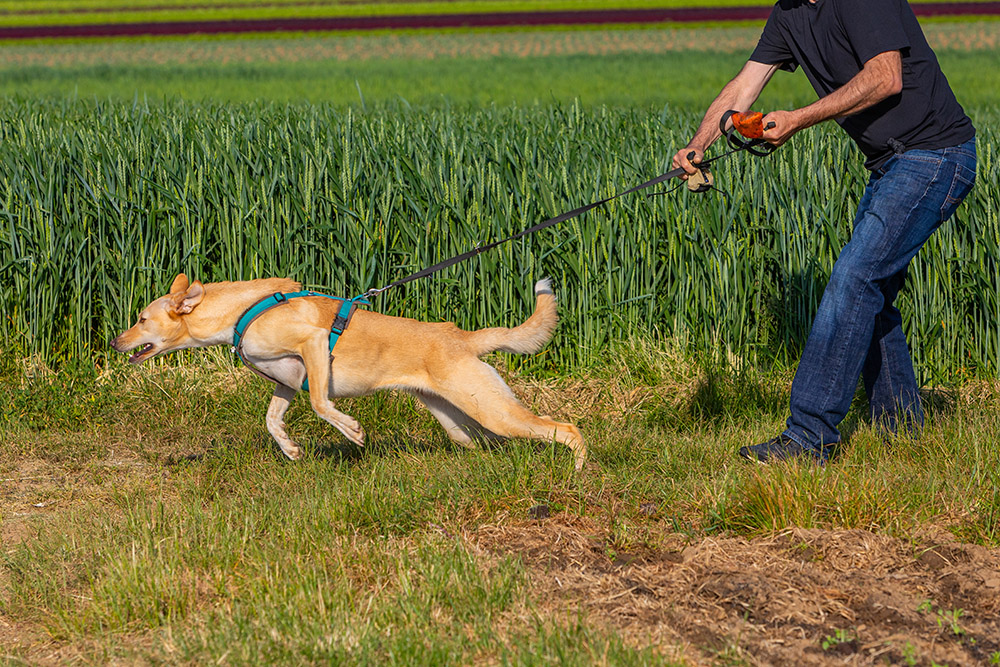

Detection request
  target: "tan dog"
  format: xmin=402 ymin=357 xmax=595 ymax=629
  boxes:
xmin=112 ymin=274 xmax=586 ymax=469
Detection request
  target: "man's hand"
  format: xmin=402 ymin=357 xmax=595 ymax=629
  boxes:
xmin=671 ymin=147 xmax=704 ymax=180
xmin=760 ymin=109 xmax=801 ymax=146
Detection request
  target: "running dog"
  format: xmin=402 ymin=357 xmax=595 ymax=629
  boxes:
xmin=111 ymin=274 xmax=586 ymax=469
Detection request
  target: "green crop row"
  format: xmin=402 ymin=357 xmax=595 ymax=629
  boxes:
xmin=0 ymin=0 xmax=765 ymax=30
xmin=3 ymin=0 xmax=994 ymax=30
xmin=1 ymin=99 xmax=997 ymax=379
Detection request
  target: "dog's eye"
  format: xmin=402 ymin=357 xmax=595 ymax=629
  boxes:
xmin=138 ymin=316 xmax=147 ymax=324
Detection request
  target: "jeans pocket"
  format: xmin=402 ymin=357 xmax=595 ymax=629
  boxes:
xmin=943 ymin=161 xmax=976 ymax=211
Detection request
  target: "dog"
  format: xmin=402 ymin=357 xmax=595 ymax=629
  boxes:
xmin=111 ymin=274 xmax=586 ymax=469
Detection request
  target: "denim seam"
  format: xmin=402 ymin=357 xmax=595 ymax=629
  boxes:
xmin=876 ymin=312 xmax=896 ymax=417
xmin=896 ymin=154 xmax=944 ymax=166
xmin=945 ymin=148 xmax=976 ymax=159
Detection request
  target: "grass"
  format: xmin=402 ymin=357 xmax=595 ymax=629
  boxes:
xmin=2 ymin=343 xmax=999 ymax=662
xmin=0 ymin=0 xmax=770 ymax=30
xmin=6 ymin=50 xmax=999 ymax=108
xmin=2 ymin=26 xmax=1000 ymax=104
xmin=0 ymin=44 xmax=812 ymax=105
xmin=2 ymin=93 xmax=997 ymax=378
xmin=2 ymin=20 xmax=999 ymax=664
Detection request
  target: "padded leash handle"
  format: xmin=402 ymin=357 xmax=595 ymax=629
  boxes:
xmin=684 ymin=150 xmax=714 ymax=193
xmin=720 ymin=110 xmax=778 ymax=157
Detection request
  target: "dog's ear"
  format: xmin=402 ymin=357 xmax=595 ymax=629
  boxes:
xmin=169 ymin=281 xmax=205 ymax=315
xmin=169 ymin=273 xmax=190 ymax=295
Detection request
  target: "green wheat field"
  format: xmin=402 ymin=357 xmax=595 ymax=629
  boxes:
xmin=2 ymin=17 xmax=1000 ymax=667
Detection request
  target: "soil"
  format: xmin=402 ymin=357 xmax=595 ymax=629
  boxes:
xmin=475 ymin=514 xmax=1000 ymax=665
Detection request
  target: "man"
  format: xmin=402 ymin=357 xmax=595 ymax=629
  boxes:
xmin=672 ymin=0 xmax=977 ymax=464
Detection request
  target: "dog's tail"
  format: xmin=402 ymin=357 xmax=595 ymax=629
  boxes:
xmin=467 ymin=279 xmax=558 ymax=357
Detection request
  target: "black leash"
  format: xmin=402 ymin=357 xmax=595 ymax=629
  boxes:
xmin=361 ymin=111 xmax=777 ymax=301
xmin=361 ymin=166 xmax=684 ymax=299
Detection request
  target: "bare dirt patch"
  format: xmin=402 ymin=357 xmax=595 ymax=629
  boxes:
xmin=475 ymin=515 xmax=1000 ymax=665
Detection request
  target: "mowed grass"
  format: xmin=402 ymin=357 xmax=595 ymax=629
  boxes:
xmin=2 ymin=344 xmax=999 ymax=662
xmin=0 ymin=44 xmax=812 ymax=107
xmin=3 ymin=29 xmax=1000 ymax=107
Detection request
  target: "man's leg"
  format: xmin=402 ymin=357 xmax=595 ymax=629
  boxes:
xmin=742 ymin=138 xmax=976 ymax=463
xmin=861 ymin=266 xmax=923 ymax=433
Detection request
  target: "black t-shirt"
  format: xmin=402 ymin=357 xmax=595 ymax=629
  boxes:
xmin=750 ymin=0 xmax=974 ymax=169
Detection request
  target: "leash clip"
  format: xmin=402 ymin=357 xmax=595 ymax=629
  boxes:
xmin=362 ymin=285 xmax=388 ymax=300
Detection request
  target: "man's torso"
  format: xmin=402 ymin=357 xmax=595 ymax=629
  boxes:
xmin=750 ymin=0 xmax=974 ymax=169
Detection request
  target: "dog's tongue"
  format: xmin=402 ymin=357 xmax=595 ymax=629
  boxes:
xmin=129 ymin=343 xmax=153 ymax=363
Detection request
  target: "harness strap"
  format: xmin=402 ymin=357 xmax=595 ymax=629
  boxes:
xmin=303 ymin=297 xmax=363 ymax=392
xmin=233 ymin=291 xmax=368 ymax=391
xmin=234 ymin=290 xmax=311 ymax=351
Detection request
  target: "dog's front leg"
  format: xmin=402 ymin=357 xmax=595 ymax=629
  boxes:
xmin=266 ymin=383 xmax=303 ymax=460
xmin=302 ymin=339 xmax=366 ymax=446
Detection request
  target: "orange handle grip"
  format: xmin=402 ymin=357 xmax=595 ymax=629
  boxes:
xmin=731 ymin=111 xmax=765 ymax=139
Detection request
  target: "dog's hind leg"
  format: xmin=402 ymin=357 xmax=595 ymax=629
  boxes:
xmin=301 ymin=339 xmax=366 ymax=446
xmin=266 ymin=383 xmax=303 ymax=460
xmin=432 ymin=361 xmax=587 ymax=470
xmin=414 ymin=392 xmax=500 ymax=448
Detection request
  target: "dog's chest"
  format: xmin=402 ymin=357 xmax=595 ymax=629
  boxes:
xmin=244 ymin=354 xmax=306 ymax=388
xmin=241 ymin=352 xmax=370 ymax=397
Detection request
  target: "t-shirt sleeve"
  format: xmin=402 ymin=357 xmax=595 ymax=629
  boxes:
xmin=749 ymin=6 xmax=798 ymax=71
xmin=836 ymin=0 xmax=910 ymax=64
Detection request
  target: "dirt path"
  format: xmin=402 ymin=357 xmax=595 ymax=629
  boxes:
xmin=3 ymin=3 xmax=1000 ymax=40
xmin=476 ymin=515 xmax=1000 ymax=665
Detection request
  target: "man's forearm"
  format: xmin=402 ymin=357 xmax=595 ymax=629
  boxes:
xmin=761 ymin=50 xmax=903 ymax=146
xmin=794 ymin=51 xmax=903 ymax=130
xmin=687 ymin=62 xmax=778 ymax=152
xmin=688 ymin=80 xmax=744 ymax=152
xmin=673 ymin=60 xmax=779 ymax=174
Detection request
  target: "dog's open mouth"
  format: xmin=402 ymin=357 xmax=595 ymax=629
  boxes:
xmin=129 ymin=343 xmax=156 ymax=364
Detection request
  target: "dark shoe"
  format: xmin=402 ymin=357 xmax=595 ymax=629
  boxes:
xmin=739 ymin=434 xmax=828 ymax=465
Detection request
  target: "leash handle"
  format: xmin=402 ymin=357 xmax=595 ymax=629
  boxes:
xmin=720 ymin=110 xmax=778 ymax=157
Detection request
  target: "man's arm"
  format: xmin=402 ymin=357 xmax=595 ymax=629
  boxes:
xmin=671 ymin=60 xmax=780 ymax=177
xmin=762 ymin=50 xmax=903 ymax=146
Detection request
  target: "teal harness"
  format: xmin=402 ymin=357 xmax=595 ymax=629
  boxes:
xmin=232 ymin=291 xmax=368 ymax=391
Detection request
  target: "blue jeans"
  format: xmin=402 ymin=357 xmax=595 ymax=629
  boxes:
xmin=783 ymin=137 xmax=977 ymax=454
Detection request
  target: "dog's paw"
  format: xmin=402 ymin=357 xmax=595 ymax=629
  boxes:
xmin=337 ymin=418 xmax=366 ymax=447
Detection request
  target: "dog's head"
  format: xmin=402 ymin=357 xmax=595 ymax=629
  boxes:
xmin=111 ymin=273 xmax=205 ymax=364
